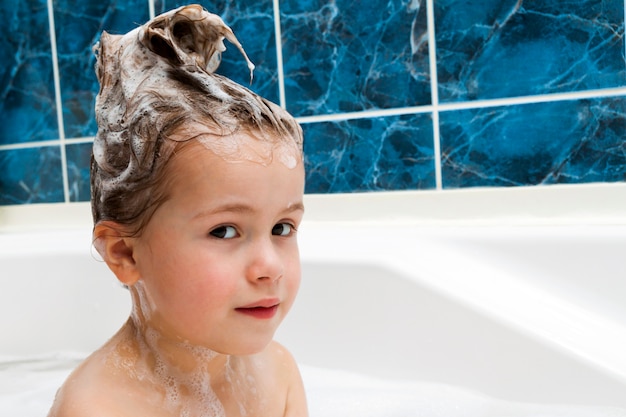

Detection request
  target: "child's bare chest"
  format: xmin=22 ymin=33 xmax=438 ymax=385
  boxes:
xmin=111 ymin=369 xmax=286 ymax=417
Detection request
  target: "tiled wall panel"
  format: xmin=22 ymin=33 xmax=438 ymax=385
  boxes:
xmin=0 ymin=146 xmax=64 ymax=205
xmin=303 ymin=113 xmax=435 ymax=192
xmin=281 ymin=0 xmax=432 ymax=115
xmin=53 ymin=0 xmax=151 ymax=138
xmin=65 ymin=142 xmax=93 ymax=202
xmin=0 ymin=1 xmax=58 ymax=145
xmin=440 ymin=97 xmax=626 ymax=187
xmin=0 ymin=0 xmax=624 ymax=205
xmin=435 ymin=0 xmax=626 ymax=101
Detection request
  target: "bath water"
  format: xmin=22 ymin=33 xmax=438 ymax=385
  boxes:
xmin=2 ymin=352 xmax=626 ymax=417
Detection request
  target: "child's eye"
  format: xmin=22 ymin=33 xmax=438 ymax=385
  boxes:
xmin=209 ymin=225 xmax=238 ymax=239
xmin=272 ymin=223 xmax=294 ymax=237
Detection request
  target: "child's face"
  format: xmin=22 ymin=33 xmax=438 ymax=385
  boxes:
xmin=129 ymin=136 xmax=305 ymax=355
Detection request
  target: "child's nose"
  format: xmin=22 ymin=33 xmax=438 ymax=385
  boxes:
xmin=245 ymin=238 xmax=283 ymax=283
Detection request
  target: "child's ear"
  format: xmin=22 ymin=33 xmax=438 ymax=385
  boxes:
xmin=93 ymin=221 xmax=140 ymax=286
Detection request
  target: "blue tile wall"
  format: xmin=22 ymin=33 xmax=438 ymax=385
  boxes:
xmin=0 ymin=146 xmax=64 ymax=205
xmin=303 ymin=114 xmax=436 ymax=192
xmin=0 ymin=0 xmax=58 ymax=145
xmin=435 ymin=0 xmax=626 ymax=101
xmin=0 ymin=0 xmax=625 ymax=205
xmin=65 ymin=142 xmax=93 ymax=202
xmin=440 ymin=97 xmax=626 ymax=187
xmin=54 ymin=0 xmax=151 ymax=138
xmin=280 ymin=0 xmax=432 ymax=115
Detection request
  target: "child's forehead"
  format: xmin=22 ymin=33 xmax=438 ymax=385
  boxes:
xmin=172 ymin=125 xmax=302 ymax=169
xmin=161 ymin=138 xmax=305 ymax=211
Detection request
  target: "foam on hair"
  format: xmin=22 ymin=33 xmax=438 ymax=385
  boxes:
xmin=91 ymin=4 xmax=303 ymax=230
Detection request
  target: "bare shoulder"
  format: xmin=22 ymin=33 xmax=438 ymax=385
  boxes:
xmin=47 ymin=359 xmax=115 ymax=417
xmin=264 ymin=340 xmax=299 ymax=368
xmin=264 ymin=340 xmax=309 ymax=417
xmin=47 ymin=349 xmax=145 ymax=417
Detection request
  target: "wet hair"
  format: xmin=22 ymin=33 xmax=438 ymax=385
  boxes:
xmin=90 ymin=5 xmax=303 ymax=236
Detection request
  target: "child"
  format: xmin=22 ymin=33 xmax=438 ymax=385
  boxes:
xmin=48 ymin=5 xmax=308 ymax=417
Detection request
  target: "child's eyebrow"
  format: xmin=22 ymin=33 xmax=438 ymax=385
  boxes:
xmin=193 ymin=202 xmax=304 ymax=219
xmin=286 ymin=202 xmax=305 ymax=213
xmin=193 ymin=204 xmax=254 ymax=219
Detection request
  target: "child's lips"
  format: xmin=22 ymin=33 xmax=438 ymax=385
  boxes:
xmin=235 ymin=300 xmax=280 ymax=319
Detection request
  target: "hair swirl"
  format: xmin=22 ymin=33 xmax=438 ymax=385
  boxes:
xmin=91 ymin=4 xmax=303 ymax=234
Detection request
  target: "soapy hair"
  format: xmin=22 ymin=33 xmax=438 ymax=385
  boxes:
xmin=90 ymin=5 xmax=303 ymax=235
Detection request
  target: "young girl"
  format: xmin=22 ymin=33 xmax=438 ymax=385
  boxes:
xmin=48 ymin=5 xmax=308 ymax=417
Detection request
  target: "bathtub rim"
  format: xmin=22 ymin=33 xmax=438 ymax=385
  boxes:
xmin=1 ymin=182 xmax=626 ymax=233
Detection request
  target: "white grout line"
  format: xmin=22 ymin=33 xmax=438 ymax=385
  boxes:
xmin=64 ymin=136 xmax=95 ymax=145
xmin=2 ymin=87 xmax=625 ymax=153
xmin=272 ymin=0 xmax=287 ymax=109
xmin=46 ymin=0 xmax=70 ymax=204
xmin=294 ymin=86 xmax=626 ymax=125
xmin=439 ymin=86 xmax=626 ymax=111
xmin=0 ymin=137 xmax=95 ymax=152
xmin=295 ymin=105 xmax=434 ymax=124
xmin=148 ymin=0 xmax=155 ymax=20
xmin=0 ymin=140 xmax=62 ymax=151
xmin=3 ymin=83 xmax=624 ymax=152
xmin=426 ymin=0 xmax=442 ymax=190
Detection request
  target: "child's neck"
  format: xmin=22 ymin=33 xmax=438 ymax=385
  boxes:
xmin=120 ymin=285 xmax=234 ymax=414
xmin=113 ymin=317 xmax=230 ymax=414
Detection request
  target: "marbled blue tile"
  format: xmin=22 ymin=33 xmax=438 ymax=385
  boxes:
xmin=281 ymin=0 xmax=431 ymax=117
xmin=155 ymin=0 xmax=280 ymax=104
xmin=303 ymin=114 xmax=435 ymax=193
xmin=554 ymin=97 xmax=626 ymax=184
xmin=53 ymin=0 xmax=150 ymax=139
xmin=2 ymin=0 xmax=626 ymax=208
xmin=440 ymin=97 xmax=626 ymax=188
xmin=435 ymin=0 xmax=626 ymax=102
xmin=0 ymin=0 xmax=58 ymax=145
xmin=66 ymin=141 xmax=93 ymax=202
xmin=0 ymin=146 xmax=64 ymax=204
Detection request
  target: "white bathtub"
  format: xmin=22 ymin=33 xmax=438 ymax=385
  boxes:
xmin=2 ymin=185 xmax=626 ymax=416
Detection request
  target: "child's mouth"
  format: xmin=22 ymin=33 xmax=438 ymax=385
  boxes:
xmin=235 ymin=304 xmax=279 ymax=319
